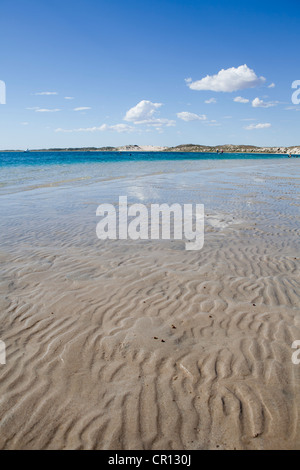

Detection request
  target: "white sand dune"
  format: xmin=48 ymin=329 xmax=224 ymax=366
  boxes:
xmin=117 ymin=145 xmax=168 ymax=152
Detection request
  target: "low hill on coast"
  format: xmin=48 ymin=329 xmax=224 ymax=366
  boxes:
xmin=2 ymin=144 xmax=300 ymax=153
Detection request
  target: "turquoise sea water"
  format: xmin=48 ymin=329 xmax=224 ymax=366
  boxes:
xmin=0 ymin=151 xmax=299 ymax=250
xmin=0 ymin=151 xmax=289 ymax=168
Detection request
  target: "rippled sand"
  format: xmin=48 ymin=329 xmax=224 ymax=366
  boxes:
xmin=0 ymin=158 xmax=299 ymax=449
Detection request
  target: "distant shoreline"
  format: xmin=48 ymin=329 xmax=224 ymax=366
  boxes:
xmin=1 ymin=144 xmax=300 ymax=154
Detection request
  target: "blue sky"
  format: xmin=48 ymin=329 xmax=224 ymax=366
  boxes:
xmin=0 ymin=0 xmax=299 ymax=149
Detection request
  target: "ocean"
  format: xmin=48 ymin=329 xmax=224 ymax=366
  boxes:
xmin=0 ymin=151 xmax=289 ymax=168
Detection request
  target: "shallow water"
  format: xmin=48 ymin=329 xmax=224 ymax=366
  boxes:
xmin=0 ymin=153 xmax=299 ymax=252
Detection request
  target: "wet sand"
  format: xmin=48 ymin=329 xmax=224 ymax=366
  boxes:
xmin=0 ymin=157 xmax=299 ymax=449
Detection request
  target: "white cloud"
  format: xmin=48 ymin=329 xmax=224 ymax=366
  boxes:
xmin=73 ymin=107 xmax=91 ymax=111
xmin=34 ymin=91 xmax=58 ymax=95
xmin=268 ymin=83 xmax=275 ymax=88
xmin=285 ymin=106 xmax=300 ymax=111
xmin=124 ymin=100 xmax=174 ymax=127
xmin=27 ymin=106 xmax=60 ymax=112
xmin=35 ymin=108 xmax=61 ymax=112
xmin=21 ymin=122 xmax=29 ymax=125
xmin=55 ymin=123 xmax=135 ymax=133
xmin=188 ymin=64 xmax=265 ymax=92
xmin=55 ymin=127 xmax=94 ymax=133
xmin=103 ymin=123 xmax=136 ymax=133
xmin=184 ymin=77 xmax=192 ymax=83
xmin=55 ymin=127 xmax=95 ymax=133
xmin=244 ymin=122 xmax=271 ymax=130
xmin=234 ymin=96 xmax=249 ymax=103
xmin=207 ymin=121 xmax=221 ymax=127
xmin=135 ymin=118 xmax=175 ymax=127
xmin=124 ymin=100 xmax=162 ymax=122
xmin=252 ymin=97 xmax=276 ymax=108
xmin=176 ymin=111 xmax=207 ymax=121
xmin=205 ymin=98 xmax=217 ymax=104
xmin=64 ymin=96 xmax=74 ymax=100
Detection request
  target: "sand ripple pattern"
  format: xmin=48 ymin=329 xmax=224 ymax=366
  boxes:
xmin=0 ymin=218 xmax=300 ymax=450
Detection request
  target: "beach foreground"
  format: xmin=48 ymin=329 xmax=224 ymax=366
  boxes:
xmin=0 ymin=154 xmax=299 ymax=449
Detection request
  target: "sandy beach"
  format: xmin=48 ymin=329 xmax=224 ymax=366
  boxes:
xmin=0 ymin=155 xmax=299 ymax=450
